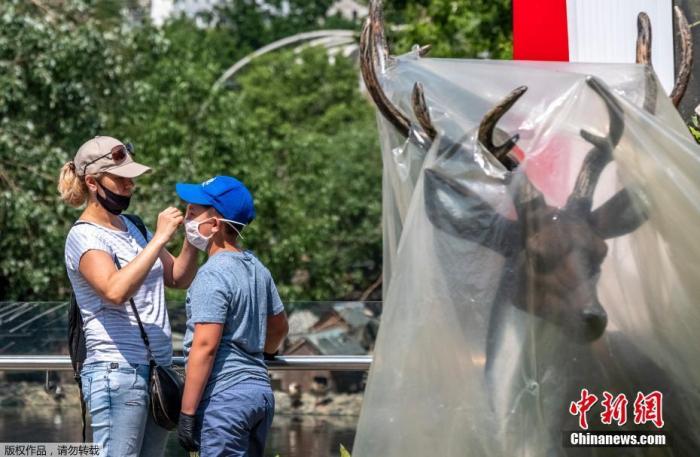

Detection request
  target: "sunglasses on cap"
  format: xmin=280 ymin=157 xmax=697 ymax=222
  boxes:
xmin=82 ymin=143 xmax=134 ymax=176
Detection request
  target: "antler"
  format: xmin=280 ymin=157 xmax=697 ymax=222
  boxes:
xmin=670 ymin=5 xmax=693 ymax=107
xmin=411 ymin=82 xmax=437 ymax=141
xmin=567 ymin=77 xmax=625 ymax=213
xmin=412 ymin=81 xmax=529 ymax=172
xmin=636 ymin=12 xmax=652 ymax=65
xmin=477 ymin=86 xmax=528 ymax=171
xmin=589 ymin=187 xmax=648 ymax=239
xmin=635 ymin=8 xmax=694 ymax=110
xmin=359 ymin=4 xmax=411 ymax=138
xmin=359 ymin=0 xmax=436 ymax=147
xmin=471 ymin=86 xmax=548 ymax=223
xmin=636 ymin=12 xmax=657 ymax=114
xmin=360 ymin=0 xmax=532 ymax=167
xmin=423 ymin=165 xmax=520 ymax=256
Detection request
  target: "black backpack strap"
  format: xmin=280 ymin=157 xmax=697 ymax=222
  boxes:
xmin=123 ymin=213 xmax=149 ymax=241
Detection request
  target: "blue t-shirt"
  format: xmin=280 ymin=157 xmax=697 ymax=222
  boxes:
xmin=183 ymin=250 xmax=284 ymax=400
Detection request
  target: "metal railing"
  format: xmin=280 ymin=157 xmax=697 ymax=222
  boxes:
xmin=0 ymin=355 xmax=372 ymax=372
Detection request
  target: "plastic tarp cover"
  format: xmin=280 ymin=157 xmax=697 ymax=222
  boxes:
xmin=353 ymin=52 xmax=700 ymax=457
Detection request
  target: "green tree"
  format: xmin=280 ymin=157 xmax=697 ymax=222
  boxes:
xmin=688 ymin=113 xmax=700 ymax=144
xmin=106 ymin=7 xmax=382 ymax=303
xmin=188 ymin=48 xmax=382 ymax=300
xmin=0 ymin=0 xmax=513 ymax=303
xmin=386 ymin=0 xmax=513 ymax=58
xmin=0 ymin=0 xmax=133 ymax=298
xmin=0 ymin=0 xmax=381 ymax=304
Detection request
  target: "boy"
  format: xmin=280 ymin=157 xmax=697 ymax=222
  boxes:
xmin=176 ymin=175 xmax=289 ymax=456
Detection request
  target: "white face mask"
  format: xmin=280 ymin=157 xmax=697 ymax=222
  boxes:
xmin=185 ymin=217 xmax=245 ymax=252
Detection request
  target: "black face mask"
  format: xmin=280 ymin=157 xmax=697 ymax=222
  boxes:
xmin=95 ymin=181 xmax=131 ymax=215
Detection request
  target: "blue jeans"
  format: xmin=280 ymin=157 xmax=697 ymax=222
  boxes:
xmin=80 ymin=362 xmax=169 ymax=457
xmin=196 ymin=380 xmax=275 ymax=457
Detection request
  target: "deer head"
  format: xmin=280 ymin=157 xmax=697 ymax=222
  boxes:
xmin=419 ymin=77 xmax=648 ymax=342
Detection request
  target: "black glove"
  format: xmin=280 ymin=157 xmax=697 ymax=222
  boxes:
xmin=263 ymin=350 xmax=278 ymax=361
xmin=177 ymin=412 xmax=198 ymax=452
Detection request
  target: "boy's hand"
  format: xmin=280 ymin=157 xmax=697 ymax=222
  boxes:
xmin=177 ymin=412 xmax=198 ymax=452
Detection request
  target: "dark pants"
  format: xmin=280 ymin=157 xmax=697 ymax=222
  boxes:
xmin=196 ymin=380 xmax=275 ymax=457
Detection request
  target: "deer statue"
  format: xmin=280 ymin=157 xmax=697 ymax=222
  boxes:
xmin=359 ymin=1 xmax=699 ymax=455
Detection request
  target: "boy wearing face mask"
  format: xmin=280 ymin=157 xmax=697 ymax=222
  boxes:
xmin=175 ymin=175 xmax=289 ymax=457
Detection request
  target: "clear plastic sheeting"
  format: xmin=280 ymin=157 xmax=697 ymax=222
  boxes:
xmin=354 ymin=52 xmax=700 ymax=457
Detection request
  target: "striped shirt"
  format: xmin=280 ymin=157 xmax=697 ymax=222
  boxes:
xmin=64 ymin=215 xmax=172 ymax=366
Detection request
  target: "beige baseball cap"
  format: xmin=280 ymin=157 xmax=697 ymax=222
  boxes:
xmin=74 ymin=136 xmax=151 ymax=178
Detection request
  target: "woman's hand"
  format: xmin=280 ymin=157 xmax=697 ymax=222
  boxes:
xmin=81 ymin=207 xmax=182 ymax=304
xmin=80 ymin=207 xmax=186 ymax=305
xmin=153 ymin=207 xmax=184 ymax=245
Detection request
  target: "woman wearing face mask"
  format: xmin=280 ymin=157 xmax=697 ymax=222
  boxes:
xmin=58 ymin=136 xmax=199 ymax=457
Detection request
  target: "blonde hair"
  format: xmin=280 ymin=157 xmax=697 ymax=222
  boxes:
xmin=57 ymin=161 xmax=88 ymax=207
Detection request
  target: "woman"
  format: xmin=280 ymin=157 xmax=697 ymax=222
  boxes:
xmin=58 ymin=136 xmax=198 ymax=456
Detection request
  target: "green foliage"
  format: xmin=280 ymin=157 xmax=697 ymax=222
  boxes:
xmin=340 ymin=444 xmax=352 ymax=457
xmin=0 ymin=0 xmax=513 ymax=302
xmin=0 ymin=0 xmax=380 ymax=303
xmin=688 ymin=114 xmax=700 ymax=144
xmin=202 ymin=0 xmax=353 ymax=52
xmin=0 ymin=0 xmax=134 ymax=298
xmin=126 ymin=43 xmax=383 ymax=302
xmin=192 ymin=48 xmax=382 ymax=300
xmin=386 ymin=0 xmax=513 ymax=58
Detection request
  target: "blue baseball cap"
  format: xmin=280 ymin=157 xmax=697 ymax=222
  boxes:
xmin=176 ymin=175 xmax=256 ymax=225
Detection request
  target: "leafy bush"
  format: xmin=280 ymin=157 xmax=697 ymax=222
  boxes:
xmin=0 ymin=0 xmax=513 ymax=303
xmin=0 ymin=0 xmax=380 ymax=304
xmin=688 ymin=113 xmax=700 ymax=144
